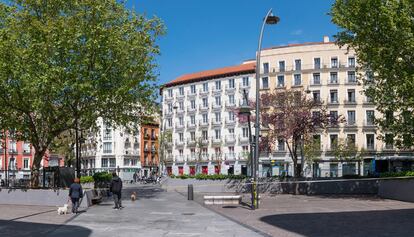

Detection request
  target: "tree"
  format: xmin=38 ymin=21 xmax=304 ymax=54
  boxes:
xmin=0 ymin=0 xmax=164 ymax=186
xmin=251 ymin=90 xmax=334 ymax=177
xmin=158 ymin=129 xmax=172 ymax=175
xmin=331 ymin=138 xmax=366 ymax=175
xmin=331 ymin=0 xmax=414 ymax=148
xmin=49 ymin=130 xmax=76 ymax=168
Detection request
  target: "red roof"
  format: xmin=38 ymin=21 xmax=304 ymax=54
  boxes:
xmin=164 ymin=62 xmax=255 ymax=87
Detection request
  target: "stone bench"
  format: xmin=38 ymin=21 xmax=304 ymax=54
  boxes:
xmin=204 ymin=195 xmax=241 ymax=205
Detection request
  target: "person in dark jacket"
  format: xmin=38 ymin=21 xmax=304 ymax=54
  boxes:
xmin=69 ymin=178 xmax=83 ymax=214
xmin=110 ymin=172 xmax=123 ymax=209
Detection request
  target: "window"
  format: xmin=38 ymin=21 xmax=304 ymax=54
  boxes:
xmin=190 ymin=115 xmax=195 ymax=125
xmin=202 ymin=130 xmax=208 ymax=140
xmin=190 ymin=100 xmax=196 ymax=109
xmin=313 ymin=134 xmax=321 ymax=146
xmin=215 ymin=112 xmax=221 ymax=122
xmin=179 ymin=101 xmax=184 ymax=111
xmin=167 ymin=118 xmax=172 ymax=127
xmin=366 ymin=134 xmax=375 ymax=150
xmin=347 ymin=134 xmax=356 ymax=146
xmin=279 ymin=61 xmax=285 ymax=72
xmin=347 ymin=89 xmax=356 ymax=102
xmin=242 ymin=77 xmax=249 ymax=87
xmin=312 ymin=111 xmax=321 ymax=119
xmin=228 ymin=146 xmax=234 ymax=153
xmin=330 ymin=90 xmax=338 ymax=103
xmin=168 ymin=89 xmax=173 ymax=97
xmin=101 ymin=158 xmax=108 ymax=168
xmin=348 ymin=57 xmax=355 ymax=67
xmin=277 ymin=75 xmax=284 ymax=87
xmin=190 ymin=85 xmax=196 ymax=94
xmin=202 ymin=114 xmax=208 ymax=123
xmin=203 ymin=82 xmax=208 ymax=92
xmin=215 ymin=129 xmax=221 ymax=139
xmin=313 ymin=91 xmax=321 ymax=103
xmin=330 ymin=134 xmax=338 ymax=149
xmin=347 ymin=111 xmax=356 ymax=125
xmin=347 ymin=71 xmax=356 ymax=83
xmin=242 ymin=146 xmax=249 ymax=152
xmin=314 ymin=58 xmax=321 ymax=69
xmin=278 ymin=139 xmax=285 ymax=151
xmin=179 ymin=87 xmax=184 ymax=95
xmin=23 ymin=158 xmax=29 ymax=169
xmin=229 ymin=94 xmax=235 ymax=104
xmin=228 ymin=78 xmax=235 ymax=88
xmin=313 ymin=73 xmax=320 ymax=85
xmin=366 ymin=110 xmax=375 ymax=125
xmin=215 ymin=96 xmax=221 ymax=106
xmin=190 ymin=132 xmax=195 ymax=141
xmin=179 ymin=133 xmax=184 ymax=142
xmin=263 ymin=62 xmax=269 ymax=74
xmin=330 ymin=111 xmax=338 ymax=125
xmin=242 ymin=127 xmax=249 ymax=138
xmin=103 ymin=128 xmax=112 ymax=140
xmin=262 ymin=77 xmax=269 ymax=89
xmin=366 ymin=71 xmax=373 ymax=82
xmin=331 ymin=57 xmax=338 ymax=68
xmin=103 ymin=142 xmax=112 ymax=153
xmin=215 ymin=81 xmax=221 ymax=90
xmin=228 ymin=111 xmax=235 ymax=121
xmin=178 ymin=116 xmax=184 ymax=126
xmin=294 ymin=74 xmax=301 ymax=86
xmin=202 ymin=98 xmax=208 ymax=107
xmin=295 ymin=59 xmax=301 ymax=70
xmin=330 ymin=72 xmax=338 ymax=84
xmin=109 ymin=158 xmax=116 ymax=167
xmin=167 ymin=103 xmax=173 ymax=113
xmin=23 ymin=143 xmax=30 ymax=154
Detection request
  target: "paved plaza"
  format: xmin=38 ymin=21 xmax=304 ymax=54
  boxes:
xmin=2 ymin=185 xmax=414 ymax=237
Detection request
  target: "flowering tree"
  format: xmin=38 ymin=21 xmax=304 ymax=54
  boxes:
xmin=238 ymin=90 xmax=337 ymax=177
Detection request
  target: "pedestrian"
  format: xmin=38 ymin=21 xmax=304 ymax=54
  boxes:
xmin=110 ymin=172 xmax=123 ymax=209
xmin=69 ymin=178 xmax=83 ymax=214
xmin=133 ymin=172 xmax=137 ymax=183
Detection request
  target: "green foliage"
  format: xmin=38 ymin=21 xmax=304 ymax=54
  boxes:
xmin=380 ymin=171 xmax=414 ymax=178
xmin=92 ymin=172 xmax=112 ymax=183
xmin=0 ymin=0 xmax=165 ymax=185
xmin=80 ymin=176 xmax=94 ymax=184
xmin=331 ymin=139 xmax=364 ymax=161
xmin=331 ymin=0 xmax=414 ymax=148
xmin=171 ymin=174 xmax=247 ymax=180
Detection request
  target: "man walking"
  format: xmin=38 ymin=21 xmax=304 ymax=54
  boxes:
xmin=110 ymin=172 xmax=123 ymax=209
xmin=69 ymin=178 xmax=83 ymax=214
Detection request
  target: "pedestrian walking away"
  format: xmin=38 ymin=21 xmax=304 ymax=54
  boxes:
xmin=69 ymin=178 xmax=83 ymax=214
xmin=110 ymin=172 xmax=123 ymax=209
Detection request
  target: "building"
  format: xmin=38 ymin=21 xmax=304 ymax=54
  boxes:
xmin=140 ymin=122 xmax=160 ymax=177
xmin=161 ymin=62 xmax=256 ymax=176
xmin=162 ymin=36 xmax=414 ymax=177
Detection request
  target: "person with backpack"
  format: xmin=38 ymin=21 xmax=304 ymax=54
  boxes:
xmin=109 ymin=172 xmax=123 ymax=209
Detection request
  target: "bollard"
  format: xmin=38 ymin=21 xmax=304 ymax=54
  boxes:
xmin=188 ymin=184 xmax=194 ymax=200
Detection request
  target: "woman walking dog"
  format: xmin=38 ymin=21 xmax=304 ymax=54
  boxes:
xmin=69 ymin=178 xmax=83 ymax=214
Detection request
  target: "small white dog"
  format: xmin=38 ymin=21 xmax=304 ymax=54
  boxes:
xmin=57 ymin=204 xmax=68 ymax=215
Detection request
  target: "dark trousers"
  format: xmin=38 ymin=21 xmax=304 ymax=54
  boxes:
xmin=113 ymin=192 xmax=122 ymax=208
xmin=71 ymin=198 xmax=79 ymax=213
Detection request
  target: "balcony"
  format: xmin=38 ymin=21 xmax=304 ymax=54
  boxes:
xmin=199 ymin=104 xmax=209 ymax=112
xmin=211 ymin=119 xmax=222 ymax=127
xmin=225 ymin=84 xmax=236 ymax=92
xmin=187 ymin=121 xmax=197 ymax=129
xmin=187 ymin=106 xmax=197 ymax=113
xmin=176 ymin=92 xmax=185 ymax=99
xmin=199 ymin=88 xmax=209 ymax=95
xmin=327 ymin=98 xmax=339 ymax=105
xmin=212 ymin=86 xmax=222 ymax=94
xmin=164 ymin=110 xmax=174 ymax=116
xmin=188 ymin=154 xmax=197 ymax=162
xmin=199 ymin=120 xmax=209 ymax=128
xmin=225 ymin=101 xmax=236 ymax=109
xmin=344 ymin=99 xmax=357 ymax=105
xmin=201 ymin=153 xmax=209 ymax=161
xmin=225 ymin=134 xmax=236 ymax=144
xmin=175 ymin=123 xmax=185 ymax=130
xmin=175 ymin=140 xmax=185 ymax=147
xmin=176 ymin=155 xmax=185 ymax=163
xmin=239 ymin=82 xmax=250 ymax=89
xmin=211 ymin=103 xmax=222 ymax=110
xmin=211 ymin=153 xmax=223 ymax=161
xmin=176 ymin=107 xmax=185 ymax=114
xmin=187 ymin=139 xmax=196 ymax=147
xmin=364 ymin=120 xmax=376 ymax=127
xmin=328 ymin=79 xmax=339 ymax=85
xmin=211 ymin=137 xmax=222 ymax=145
xmin=187 ymin=90 xmax=197 ymax=98
xmin=225 ymin=118 xmax=236 ymax=126
xmin=225 ymin=153 xmax=236 ymax=160
xmin=201 ymin=139 xmax=209 ymax=146
xmin=238 ymin=136 xmax=250 ymax=145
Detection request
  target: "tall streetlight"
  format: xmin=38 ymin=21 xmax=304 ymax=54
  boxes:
xmin=254 ymin=9 xmax=279 ymax=209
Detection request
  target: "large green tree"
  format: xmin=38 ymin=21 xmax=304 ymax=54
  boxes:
xmin=0 ymin=0 xmax=164 ymax=186
xmin=331 ymin=0 xmax=414 ymax=148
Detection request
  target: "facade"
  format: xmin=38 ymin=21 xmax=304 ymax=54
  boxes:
xmin=140 ymin=123 xmax=160 ymax=177
xmin=81 ymin=118 xmax=141 ymax=180
xmin=162 ymin=36 xmax=414 ymax=177
xmin=161 ymin=63 xmax=256 ymax=176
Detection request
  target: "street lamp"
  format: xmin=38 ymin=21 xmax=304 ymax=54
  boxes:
xmin=254 ymin=9 xmax=279 ymax=210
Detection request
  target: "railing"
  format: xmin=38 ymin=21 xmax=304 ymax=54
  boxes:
xmin=211 ymin=119 xmax=221 ymax=126
xmin=344 ymin=99 xmax=357 ymax=105
xmin=212 ymin=86 xmax=222 ymax=93
xmin=175 ymin=122 xmax=185 ymax=129
xmin=225 ymin=153 xmax=236 ymax=160
xmin=187 ymin=122 xmax=197 ymax=129
xmin=187 ymin=139 xmax=196 ymax=146
xmin=199 ymin=104 xmax=209 ymax=111
xmin=187 ymin=106 xmax=197 ymax=113
xmin=176 ymin=155 xmax=185 ymax=162
xmin=225 ymin=84 xmax=236 ymax=91
xmin=176 ymin=92 xmax=185 ymax=99
xmin=211 ymin=137 xmax=222 ymax=145
xmin=238 ymin=136 xmax=249 ymax=144
xmin=239 ymin=82 xmax=250 ymax=89
xmin=225 ymin=134 xmax=236 ymax=143
xmin=199 ymin=88 xmax=209 ymax=95
xmin=225 ymin=101 xmax=236 ymax=108
xmin=225 ymin=118 xmax=236 ymax=126
xmin=175 ymin=140 xmax=185 ymax=147
xmin=211 ymin=103 xmax=222 ymax=109
xmin=199 ymin=120 xmax=209 ymax=127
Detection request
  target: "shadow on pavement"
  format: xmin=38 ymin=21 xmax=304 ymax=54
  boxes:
xmin=121 ymin=185 xmax=165 ymax=200
xmin=260 ymin=208 xmax=414 ymax=237
xmin=0 ymin=219 xmax=92 ymax=237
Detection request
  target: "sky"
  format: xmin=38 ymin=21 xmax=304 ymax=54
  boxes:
xmin=126 ymin=0 xmax=339 ymax=85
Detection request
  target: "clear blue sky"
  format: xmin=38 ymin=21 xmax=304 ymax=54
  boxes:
xmin=126 ymin=0 xmax=339 ymax=85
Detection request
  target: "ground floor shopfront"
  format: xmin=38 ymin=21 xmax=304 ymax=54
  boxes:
xmin=166 ymin=160 xmax=249 ymax=176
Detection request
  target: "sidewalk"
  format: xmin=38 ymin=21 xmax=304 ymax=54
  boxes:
xmin=47 ymin=187 xmax=264 ymax=237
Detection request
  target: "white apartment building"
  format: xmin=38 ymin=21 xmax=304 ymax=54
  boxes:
xmin=81 ymin=118 xmax=141 ymax=181
xmin=161 ymin=63 xmax=256 ymax=176
xmin=163 ymin=36 xmax=413 ymax=177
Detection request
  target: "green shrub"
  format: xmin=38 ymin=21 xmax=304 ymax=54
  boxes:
xmin=92 ymin=172 xmax=113 ymax=182
xmin=380 ymin=171 xmax=414 ymax=178
xmin=80 ymin=176 xmax=94 ymax=184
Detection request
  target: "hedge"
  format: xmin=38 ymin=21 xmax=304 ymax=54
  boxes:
xmin=80 ymin=176 xmax=94 ymax=184
xmin=379 ymin=171 xmax=414 ymax=178
xmin=92 ymin=172 xmax=113 ymax=182
xmin=171 ymin=174 xmax=246 ymax=180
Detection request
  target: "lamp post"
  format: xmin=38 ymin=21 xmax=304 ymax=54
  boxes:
xmin=254 ymin=8 xmax=279 ymax=209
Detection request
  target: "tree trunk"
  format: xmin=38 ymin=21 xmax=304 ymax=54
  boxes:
xmin=31 ymin=150 xmax=45 ymax=188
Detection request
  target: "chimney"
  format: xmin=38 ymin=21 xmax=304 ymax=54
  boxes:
xmin=323 ymin=36 xmax=330 ymax=43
